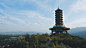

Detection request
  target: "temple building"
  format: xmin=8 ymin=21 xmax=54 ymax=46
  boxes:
xmin=49 ymin=8 xmax=70 ymax=36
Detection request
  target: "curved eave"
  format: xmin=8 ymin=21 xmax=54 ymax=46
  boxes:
xmin=49 ymin=27 xmax=70 ymax=30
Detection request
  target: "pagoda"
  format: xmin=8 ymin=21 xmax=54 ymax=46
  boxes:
xmin=49 ymin=8 xmax=70 ymax=36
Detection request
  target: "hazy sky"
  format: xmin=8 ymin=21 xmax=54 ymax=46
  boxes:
xmin=0 ymin=0 xmax=86 ymax=33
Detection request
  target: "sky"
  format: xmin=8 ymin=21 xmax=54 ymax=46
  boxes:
xmin=0 ymin=0 xmax=86 ymax=33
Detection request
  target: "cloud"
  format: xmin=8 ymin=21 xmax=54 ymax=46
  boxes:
xmin=0 ymin=2 xmax=54 ymax=32
xmin=64 ymin=0 xmax=86 ymax=28
xmin=0 ymin=19 xmax=18 ymax=26
xmin=9 ymin=17 xmax=26 ymax=24
xmin=22 ymin=0 xmax=52 ymax=9
xmin=1 ymin=0 xmax=86 ymax=32
xmin=70 ymin=0 xmax=86 ymax=12
xmin=66 ymin=16 xmax=86 ymax=28
xmin=13 ymin=10 xmax=53 ymax=25
xmin=0 ymin=2 xmax=12 ymax=11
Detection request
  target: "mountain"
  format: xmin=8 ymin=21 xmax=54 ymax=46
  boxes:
xmin=0 ymin=31 xmax=43 ymax=35
xmin=68 ymin=27 xmax=86 ymax=34
xmin=70 ymin=31 xmax=86 ymax=40
xmin=68 ymin=27 xmax=86 ymax=40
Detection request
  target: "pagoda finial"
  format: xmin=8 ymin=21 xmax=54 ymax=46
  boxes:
xmin=58 ymin=7 xmax=59 ymax=9
xmin=57 ymin=7 xmax=62 ymax=11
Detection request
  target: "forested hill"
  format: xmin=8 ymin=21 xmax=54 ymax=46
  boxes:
xmin=68 ymin=27 xmax=86 ymax=34
xmin=68 ymin=27 xmax=86 ymax=40
xmin=2 ymin=33 xmax=86 ymax=48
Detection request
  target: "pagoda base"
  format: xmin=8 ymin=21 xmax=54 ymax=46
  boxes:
xmin=49 ymin=27 xmax=70 ymax=36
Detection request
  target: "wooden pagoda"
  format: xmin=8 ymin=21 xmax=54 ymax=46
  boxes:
xmin=49 ymin=8 xmax=70 ymax=36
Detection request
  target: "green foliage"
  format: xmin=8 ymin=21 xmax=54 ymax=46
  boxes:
xmin=60 ymin=43 xmax=63 ymax=46
xmin=39 ymin=44 xmax=49 ymax=48
xmin=1 ymin=33 xmax=86 ymax=48
xmin=9 ymin=38 xmax=29 ymax=48
xmin=52 ymin=43 xmax=56 ymax=48
xmin=25 ymin=33 xmax=30 ymax=41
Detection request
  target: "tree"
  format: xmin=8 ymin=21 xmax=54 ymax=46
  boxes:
xmin=52 ymin=43 xmax=56 ymax=48
xmin=25 ymin=33 xmax=30 ymax=41
xmin=9 ymin=38 xmax=29 ymax=48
